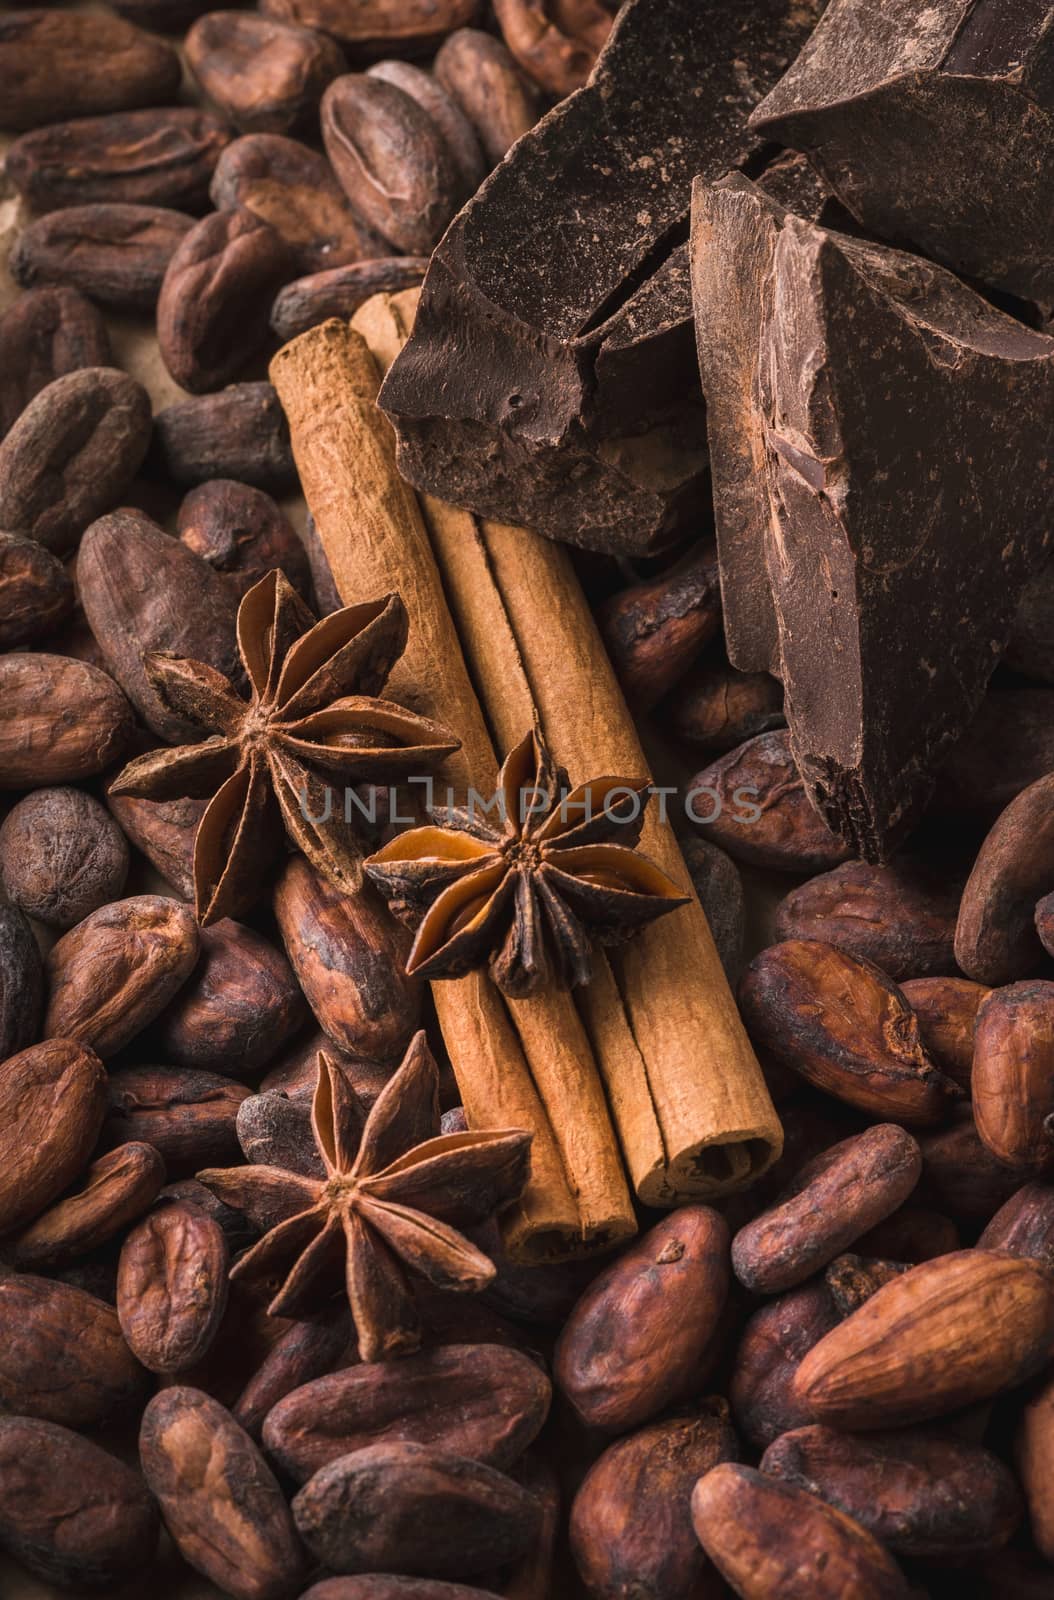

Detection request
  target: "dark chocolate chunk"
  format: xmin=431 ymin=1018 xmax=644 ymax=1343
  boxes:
xmin=749 ymin=0 xmax=1054 ymax=317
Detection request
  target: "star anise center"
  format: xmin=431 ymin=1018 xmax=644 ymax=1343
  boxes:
xmin=505 ymin=838 xmax=544 ymax=871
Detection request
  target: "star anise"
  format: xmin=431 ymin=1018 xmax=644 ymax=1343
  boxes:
xmin=197 ymin=1033 xmax=531 ymax=1362
xmin=110 ymin=570 xmax=459 ymax=925
xmin=364 ymin=725 xmax=689 ymax=997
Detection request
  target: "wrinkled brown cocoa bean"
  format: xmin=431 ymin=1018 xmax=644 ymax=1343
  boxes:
xmin=0 ymin=787 xmax=129 ymax=929
xmin=237 ymin=1088 xmax=323 ymax=1178
xmin=434 ymin=28 xmax=539 ymax=164
xmin=0 ymin=1275 xmax=148 ymax=1427
xmin=1017 ymin=1369 xmax=1054 ymax=1564
xmin=0 ymin=367 xmax=152 ymax=552
xmin=368 ymin=59 xmax=486 ymax=190
xmin=692 ymin=1463 xmax=910 ymax=1600
xmin=775 ymin=858 xmax=962 ymax=982
xmin=956 ymin=773 xmax=1054 ymax=984
xmin=934 ymin=689 xmax=1054 ymax=819
xmin=259 ymin=0 xmax=480 ymax=55
xmin=0 ymin=653 xmax=133 ymax=788
xmin=0 ymin=1037 xmax=107 ymax=1233
xmin=274 ymin=858 xmax=421 ymax=1063
xmin=0 ymin=11 xmax=181 ymax=132
xmin=6 ymin=108 xmax=231 ymax=213
xmin=493 ymin=0 xmax=612 ymax=98
xmin=732 ymin=1125 xmax=922 ymax=1296
xmin=680 ymin=836 xmax=745 ymax=982
xmin=729 ymin=1282 xmax=840 ymax=1451
xmin=13 ymin=1142 xmax=167 ymax=1267
xmin=762 ymin=1424 xmax=1021 ymax=1560
xmin=152 ymin=381 xmax=297 ymax=490
xmin=0 ymin=288 xmax=111 ymax=438
xmin=234 ymin=1313 xmax=350 ymax=1440
xmin=899 ymin=975 xmax=990 ymax=1089
xmin=264 ymin=1344 xmax=550 ymax=1482
xmin=106 ymin=791 xmax=205 ymax=902
xmin=980 ymin=1183 xmax=1054 ymax=1271
xmin=739 ymin=940 xmax=959 ymax=1125
xmin=178 ymin=478 xmax=311 ymax=599
xmin=554 ymin=1208 xmax=729 ymax=1431
xmin=11 ymin=204 xmax=195 ymax=312
xmin=668 ymin=659 xmax=785 ymax=752
xmin=270 ymin=257 xmax=430 ymax=341
xmin=291 ymin=1441 xmax=540 ymax=1581
xmin=824 ymin=1254 xmax=912 ymax=1318
xmin=187 ymin=12 xmax=346 ymax=135
xmin=157 ymin=210 xmax=292 ymax=394
xmin=106 ymin=1065 xmax=251 ymax=1172
xmin=118 ymin=1202 xmax=230 ymax=1373
xmin=973 ymin=982 xmax=1054 ymax=1170
xmin=598 ymin=543 xmax=721 ymax=712
xmin=919 ymin=1111 xmax=1029 ymax=1221
xmin=322 ymin=74 xmax=466 ymax=254
xmin=162 ymin=1177 xmax=259 ymax=1255
xmin=78 ymin=508 xmax=243 ymax=741
xmin=0 ymin=1417 xmax=160 ymax=1590
xmin=0 ymin=535 xmax=74 ymax=648
xmin=262 ymin=1028 xmax=394 ymax=1108
xmin=140 ymin=1387 xmax=305 ymax=1600
xmin=0 ymin=902 xmax=44 ymax=1062
xmin=44 ymin=895 xmax=200 ymax=1058
xmin=570 ymin=1401 xmax=737 ymax=1600
xmin=688 ymin=731 xmax=852 ymax=873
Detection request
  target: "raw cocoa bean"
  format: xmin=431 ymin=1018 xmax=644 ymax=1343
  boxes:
xmin=0 ymin=11 xmax=181 ymax=132
xmin=667 ymin=659 xmax=785 ymax=751
xmin=956 ymin=772 xmax=1054 ymax=983
xmin=118 ymin=1202 xmax=230 ymax=1373
xmin=434 ymin=28 xmax=539 ymax=164
xmin=106 ymin=791 xmax=205 ymax=902
xmin=774 ymin=858 xmax=962 ymax=981
xmin=368 ymin=60 xmax=486 ymax=191
xmin=493 ymin=0 xmax=612 ymax=98
xmin=258 ymin=0 xmax=480 ymax=55
xmin=210 ymin=133 xmax=383 ymax=274
xmin=152 ymin=381 xmax=296 ymax=490
xmin=692 ymin=1463 xmax=910 ymax=1600
xmin=739 ymin=940 xmax=959 ymax=1125
xmin=1017 ymin=1369 xmax=1054 ymax=1563
xmin=824 ymin=1254 xmax=912 ymax=1318
xmin=973 ymin=982 xmax=1054 ymax=1170
xmin=261 ymin=1028 xmax=394 ymax=1110
xmin=140 ymin=1387 xmax=305 ymax=1600
xmin=554 ymin=1208 xmax=729 ymax=1431
xmin=105 ymin=1065 xmax=251 ymax=1171
xmin=162 ymin=1176 xmax=259 ymax=1255
xmin=0 ymin=1038 xmax=107 ymax=1233
xmin=157 ymin=209 xmax=293 ymax=394
xmin=732 ymin=1125 xmax=922 ymax=1296
xmin=762 ymin=1424 xmax=1021 ymax=1560
xmin=274 ymin=858 xmax=421 ymax=1063
xmin=12 ymin=1142 xmax=166 ymax=1267
xmin=0 ymin=1417 xmax=160 ymax=1589
xmin=899 ymin=975 xmax=990 ymax=1089
xmin=291 ymin=1441 xmax=540 ymax=1581
xmin=598 ymin=544 xmax=721 ymax=712
xmin=0 ymin=788 xmax=129 ymax=929
xmin=0 ymin=653 xmax=133 ymax=787
xmin=321 ymin=75 xmax=466 ymax=254
xmin=0 ymin=534 xmax=74 ymax=647
xmin=918 ymin=1111 xmax=1029 ymax=1221
xmin=187 ymin=12 xmax=346 ymax=135
xmin=264 ymin=1344 xmax=550 ymax=1481
xmin=0 ymin=902 xmax=44 ymax=1061
xmin=178 ymin=478 xmax=312 ymax=599
xmin=1008 ymin=559 xmax=1054 ymax=683
xmin=728 ymin=1282 xmax=840 ymax=1451
xmin=45 ymin=895 xmax=200 ymax=1058
xmin=687 ymin=731 xmax=852 ymax=873
xmin=794 ymin=1251 xmax=1054 ymax=1429
xmin=78 ymin=508 xmax=243 ymax=741
xmin=0 ymin=1274 xmax=148 ymax=1427
xmin=11 ymin=204 xmax=195 ymax=311
xmin=680 ymin=836 xmax=745 ymax=982
xmin=0 ymin=367 xmax=152 ymax=552
xmin=980 ymin=1183 xmax=1054 ymax=1271
xmin=270 ymin=257 xmax=430 ymax=341
xmin=6 ymin=109 xmax=232 ymax=214
xmin=0 ymin=288 xmax=111 ymax=438
xmin=237 ymin=1089 xmax=324 ymax=1177
xmin=234 ymin=1313 xmax=350 ymax=1440
xmin=935 ymin=689 xmax=1054 ymax=818
xmin=570 ymin=1401 xmax=738 ymax=1600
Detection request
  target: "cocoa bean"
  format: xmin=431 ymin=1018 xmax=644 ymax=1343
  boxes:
xmin=152 ymin=381 xmax=296 ymax=490
xmin=1008 ymin=559 xmax=1054 ymax=683
xmin=12 ymin=1142 xmax=167 ymax=1267
xmin=274 ymin=858 xmax=422 ymax=1063
xmin=980 ymin=1183 xmax=1054 ymax=1271
xmin=493 ymin=0 xmax=612 ymax=98
xmin=106 ymin=791 xmax=205 ymax=902
xmin=237 ymin=1089 xmax=324 ymax=1178
xmin=157 ymin=209 xmax=293 ymax=394
xmin=0 ymin=11 xmax=181 ymax=132
xmin=117 ymin=1202 xmax=230 ymax=1373
xmin=598 ymin=543 xmax=721 ymax=712
xmin=687 ymin=731 xmax=852 ymax=873
xmin=291 ymin=1441 xmax=540 ymax=1581
xmin=0 ymin=787 xmax=129 ymax=929
xmin=106 ymin=1065 xmax=251 ymax=1171
xmin=270 ymin=257 xmax=430 ymax=341
xmin=187 ymin=12 xmax=346 ymax=135
xmin=0 ymin=1274 xmax=148 ymax=1427
xmin=0 ymin=653 xmax=133 ymax=787
xmin=728 ymin=1282 xmax=840 ymax=1451
xmin=6 ymin=108 xmax=232 ymax=214
xmin=368 ymin=59 xmax=486 ymax=191
xmin=570 ymin=1401 xmax=738 ymax=1600
xmin=899 ymin=975 xmax=990 ymax=1089
xmin=0 ymin=1417 xmax=159 ymax=1589
xmin=258 ymin=0 xmax=480 ymax=56
xmin=762 ymin=1424 xmax=1021 ymax=1560
xmin=935 ymin=689 xmax=1054 ymax=818
xmin=0 ymin=288 xmax=111 ymax=438
xmin=679 ymin=836 xmax=746 ymax=981
xmin=919 ymin=1111 xmax=1029 ymax=1221
xmin=691 ymin=1463 xmax=910 ymax=1600
xmin=162 ymin=1176 xmax=259 ymax=1255
xmin=262 ymin=1027 xmax=395 ymax=1109
xmin=11 ymin=204 xmax=195 ymax=311
xmin=434 ymin=28 xmax=539 ymax=165
xmin=739 ymin=940 xmax=959 ymax=1125
xmin=177 ymin=478 xmax=312 ymax=599
xmin=794 ymin=1250 xmax=1054 ymax=1429
xmin=823 ymin=1254 xmax=912 ymax=1318
xmin=78 ymin=508 xmax=244 ymax=741
xmin=1017 ymin=1369 xmax=1054 ymax=1564
xmin=0 ymin=902 xmax=44 ymax=1061
xmin=0 ymin=534 xmax=74 ymax=647
xmin=732 ymin=1125 xmax=922 ymax=1296
xmin=554 ymin=1208 xmax=729 ymax=1431
xmin=956 ymin=773 xmax=1054 ymax=983
xmin=140 ymin=1387 xmax=305 ymax=1600
xmin=321 ymin=74 xmax=467 ymax=254
xmin=44 ymin=895 xmax=200 ymax=1058
xmin=0 ymin=1038 xmax=107 ymax=1233
xmin=775 ymin=857 xmax=962 ymax=981
xmin=0 ymin=367 xmax=152 ymax=552
xmin=264 ymin=1344 xmax=550 ymax=1481
xmin=667 ymin=659 xmax=785 ymax=751
xmin=973 ymin=982 xmax=1054 ymax=1170
xmin=234 ymin=1313 xmax=350 ymax=1440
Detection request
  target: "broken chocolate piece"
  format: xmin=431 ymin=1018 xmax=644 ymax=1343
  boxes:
xmin=379 ymin=0 xmax=827 ymax=556
xmin=691 ymin=175 xmax=1054 ymax=859
xmin=749 ymin=0 xmax=1054 ymax=317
